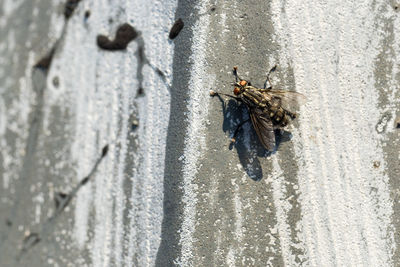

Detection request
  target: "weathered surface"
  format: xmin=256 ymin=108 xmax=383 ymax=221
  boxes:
xmin=0 ymin=0 xmax=399 ymax=266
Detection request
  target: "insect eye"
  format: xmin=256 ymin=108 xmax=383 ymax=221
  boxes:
xmin=239 ymin=80 xmax=247 ymax=86
xmin=233 ymin=87 xmax=241 ymax=95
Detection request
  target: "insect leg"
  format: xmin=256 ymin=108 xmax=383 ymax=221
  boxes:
xmin=210 ymin=90 xmax=241 ymax=101
xmin=287 ymin=111 xmax=297 ymax=119
xmin=233 ymin=66 xmax=243 ymax=82
xmin=231 ymin=119 xmax=251 ymax=143
xmin=263 ymin=65 xmax=277 ymax=89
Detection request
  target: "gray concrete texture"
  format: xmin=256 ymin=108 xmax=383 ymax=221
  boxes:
xmin=0 ymin=0 xmax=400 ymax=266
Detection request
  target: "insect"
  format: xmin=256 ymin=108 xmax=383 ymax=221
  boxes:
xmin=210 ymin=66 xmax=306 ymax=151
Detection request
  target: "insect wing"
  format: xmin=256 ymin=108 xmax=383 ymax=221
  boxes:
xmin=249 ymin=108 xmax=275 ymax=150
xmin=262 ymin=90 xmax=306 ymax=113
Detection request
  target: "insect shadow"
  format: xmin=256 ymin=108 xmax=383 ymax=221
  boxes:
xmin=217 ymin=97 xmax=292 ymax=181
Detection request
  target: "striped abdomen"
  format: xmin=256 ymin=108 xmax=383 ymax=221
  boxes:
xmin=268 ymin=105 xmax=295 ymax=127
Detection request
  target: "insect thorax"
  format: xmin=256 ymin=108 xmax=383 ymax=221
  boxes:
xmin=240 ymin=86 xmax=296 ymax=128
xmin=241 ymin=87 xmax=266 ymax=109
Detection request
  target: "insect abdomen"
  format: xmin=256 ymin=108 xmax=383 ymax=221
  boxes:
xmin=269 ymin=106 xmax=295 ymax=127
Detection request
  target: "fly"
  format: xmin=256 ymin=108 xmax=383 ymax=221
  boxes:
xmin=210 ymin=66 xmax=306 ymax=151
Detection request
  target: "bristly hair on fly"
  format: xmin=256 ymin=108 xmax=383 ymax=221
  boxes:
xmin=210 ymin=66 xmax=306 ymax=151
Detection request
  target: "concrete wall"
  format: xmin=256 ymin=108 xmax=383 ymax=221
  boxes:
xmin=0 ymin=0 xmax=399 ymax=266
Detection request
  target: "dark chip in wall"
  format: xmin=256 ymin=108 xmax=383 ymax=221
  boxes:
xmin=64 ymin=0 xmax=82 ymax=19
xmin=84 ymin=10 xmax=91 ymax=20
xmin=97 ymin=23 xmax=138 ymax=50
xmin=34 ymin=47 xmax=56 ymax=70
xmin=169 ymin=18 xmax=184 ymax=39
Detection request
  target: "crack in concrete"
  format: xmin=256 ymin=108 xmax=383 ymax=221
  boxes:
xmin=0 ymin=0 xmax=84 ymax=258
xmin=17 ymin=145 xmax=109 ymax=261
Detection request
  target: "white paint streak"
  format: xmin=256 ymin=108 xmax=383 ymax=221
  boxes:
xmin=233 ymin=180 xmax=243 ymax=242
xmin=44 ymin=0 xmax=176 ymax=266
xmin=2 ymin=0 xmax=24 ymax=17
xmin=74 ymin=185 xmax=91 ymax=247
xmin=0 ymin=45 xmax=36 ymax=190
xmin=177 ymin=1 xmax=212 ymax=265
xmin=226 ymin=176 xmax=245 ymax=266
xmin=270 ymin=157 xmax=300 ymax=266
xmin=271 ymin=0 xmax=395 ymax=266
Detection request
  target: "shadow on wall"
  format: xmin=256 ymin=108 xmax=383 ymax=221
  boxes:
xmin=217 ymin=98 xmax=292 ymax=181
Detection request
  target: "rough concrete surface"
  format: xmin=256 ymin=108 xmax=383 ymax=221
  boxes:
xmin=0 ymin=0 xmax=400 ymax=266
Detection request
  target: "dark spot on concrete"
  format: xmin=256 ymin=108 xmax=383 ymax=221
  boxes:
xmin=137 ymin=87 xmax=144 ymax=97
xmin=97 ymin=23 xmax=138 ymax=50
xmin=169 ymin=18 xmax=184 ymax=39
xmin=80 ymin=176 xmax=89 ymax=185
xmin=395 ymin=117 xmax=400 ymax=129
xmin=210 ymin=6 xmax=216 ymax=12
xmin=5 ymin=219 xmax=12 ymax=227
xmin=109 ymin=18 xmax=114 ymax=24
xmin=23 ymin=233 xmax=41 ymax=246
xmin=34 ymin=47 xmax=56 ymax=70
xmin=64 ymin=0 xmax=82 ymax=19
xmin=84 ymin=10 xmax=91 ymax=20
xmin=137 ymin=45 xmax=145 ymax=62
xmin=373 ymin=161 xmax=380 ymax=168
xmin=102 ymin=144 xmax=109 ymax=157
xmin=376 ymin=112 xmax=392 ymax=133
xmin=155 ymin=68 xmax=165 ymax=78
xmin=131 ymin=119 xmax=139 ymax=131
xmin=52 ymin=76 xmax=60 ymax=88
xmin=97 ymin=35 xmax=110 ymax=48
xmin=54 ymin=192 xmax=68 ymax=209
